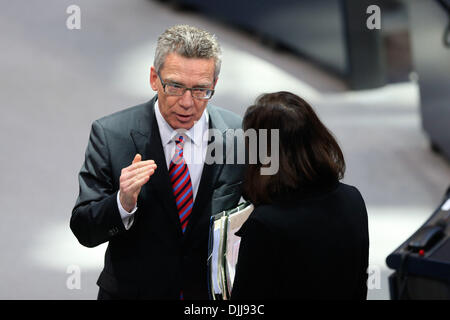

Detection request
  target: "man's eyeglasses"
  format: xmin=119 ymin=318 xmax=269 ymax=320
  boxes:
xmin=157 ymin=72 xmax=215 ymax=100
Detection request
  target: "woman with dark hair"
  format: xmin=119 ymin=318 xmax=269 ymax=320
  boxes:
xmin=231 ymin=91 xmax=369 ymax=300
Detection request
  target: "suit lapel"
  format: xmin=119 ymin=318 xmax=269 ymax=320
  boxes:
xmin=130 ymin=97 xmax=183 ymax=239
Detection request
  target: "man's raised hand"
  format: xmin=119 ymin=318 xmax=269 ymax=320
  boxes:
xmin=119 ymin=154 xmax=157 ymax=212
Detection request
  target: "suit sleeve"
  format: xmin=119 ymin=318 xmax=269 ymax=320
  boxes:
xmin=70 ymin=120 xmax=126 ymax=248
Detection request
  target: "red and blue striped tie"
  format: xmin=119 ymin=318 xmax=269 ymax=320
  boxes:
xmin=169 ymin=136 xmax=193 ymax=233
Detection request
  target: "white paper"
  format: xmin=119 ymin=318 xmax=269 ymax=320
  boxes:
xmin=442 ymin=199 xmax=450 ymax=211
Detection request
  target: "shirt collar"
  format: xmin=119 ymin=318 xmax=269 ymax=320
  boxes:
xmin=154 ymin=99 xmax=208 ymax=147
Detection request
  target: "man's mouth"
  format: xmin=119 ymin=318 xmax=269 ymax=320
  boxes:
xmin=176 ymin=114 xmax=193 ymax=122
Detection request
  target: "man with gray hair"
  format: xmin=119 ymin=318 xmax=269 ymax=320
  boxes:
xmin=70 ymin=25 xmax=244 ymax=299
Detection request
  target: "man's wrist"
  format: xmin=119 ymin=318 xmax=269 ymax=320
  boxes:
xmin=117 ymin=191 xmax=138 ymax=215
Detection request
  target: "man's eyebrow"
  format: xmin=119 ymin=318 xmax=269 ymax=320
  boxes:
xmin=193 ymin=83 xmax=212 ymax=88
xmin=165 ymin=78 xmax=212 ymax=88
xmin=164 ymin=78 xmax=185 ymax=86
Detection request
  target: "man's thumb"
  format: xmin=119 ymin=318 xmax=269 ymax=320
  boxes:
xmin=132 ymin=154 xmax=142 ymax=164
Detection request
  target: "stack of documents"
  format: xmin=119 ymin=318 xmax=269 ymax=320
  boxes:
xmin=207 ymin=201 xmax=254 ymax=300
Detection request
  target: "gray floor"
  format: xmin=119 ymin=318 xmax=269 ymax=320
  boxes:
xmin=1 ymin=0 xmax=449 ymax=300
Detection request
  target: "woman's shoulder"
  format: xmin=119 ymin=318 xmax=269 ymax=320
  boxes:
xmin=282 ymin=182 xmax=366 ymax=208
xmin=244 ymin=182 xmax=366 ymax=230
xmin=333 ymin=182 xmax=367 ymax=209
xmin=239 ymin=203 xmax=297 ymax=236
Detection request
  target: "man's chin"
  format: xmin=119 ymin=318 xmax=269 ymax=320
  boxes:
xmin=169 ymin=120 xmax=195 ymax=131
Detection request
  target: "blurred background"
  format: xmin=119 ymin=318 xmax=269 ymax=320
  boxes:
xmin=0 ymin=0 xmax=449 ymax=300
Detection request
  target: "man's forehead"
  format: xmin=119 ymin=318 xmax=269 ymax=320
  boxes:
xmin=161 ymin=56 xmax=215 ymax=84
xmin=162 ymin=53 xmax=214 ymax=70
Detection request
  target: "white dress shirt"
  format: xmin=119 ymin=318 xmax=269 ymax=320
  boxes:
xmin=117 ymin=100 xmax=209 ymax=229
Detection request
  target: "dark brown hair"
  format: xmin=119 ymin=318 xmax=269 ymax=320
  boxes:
xmin=243 ymin=91 xmax=345 ymax=205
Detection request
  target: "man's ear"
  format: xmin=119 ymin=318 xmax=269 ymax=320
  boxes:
xmin=150 ymin=66 xmax=158 ymax=91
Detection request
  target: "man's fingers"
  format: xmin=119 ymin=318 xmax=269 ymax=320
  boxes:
xmin=122 ymin=166 xmax=156 ymax=189
xmin=120 ymin=164 xmax=157 ymax=186
xmin=122 ymin=159 xmax=155 ymax=175
xmin=127 ymin=168 xmax=155 ymax=192
xmin=133 ymin=167 xmax=155 ymax=182
xmin=132 ymin=154 xmax=142 ymax=164
xmin=123 ymin=163 xmax=157 ymax=179
xmin=128 ymin=159 xmax=155 ymax=171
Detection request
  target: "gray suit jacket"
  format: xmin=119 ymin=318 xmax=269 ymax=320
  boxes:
xmin=70 ymin=96 xmax=244 ymax=299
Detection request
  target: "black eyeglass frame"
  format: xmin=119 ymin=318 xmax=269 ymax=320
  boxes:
xmin=157 ymin=72 xmax=215 ymax=100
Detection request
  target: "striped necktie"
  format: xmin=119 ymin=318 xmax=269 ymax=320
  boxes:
xmin=168 ymin=135 xmax=193 ymax=233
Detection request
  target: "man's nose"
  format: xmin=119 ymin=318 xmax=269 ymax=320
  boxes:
xmin=179 ymin=89 xmax=194 ymax=108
